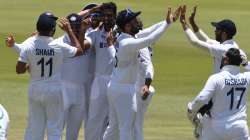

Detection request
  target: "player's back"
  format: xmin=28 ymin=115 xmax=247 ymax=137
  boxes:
xmin=21 ymin=36 xmax=69 ymax=83
xmin=210 ymin=65 xmax=250 ymax=122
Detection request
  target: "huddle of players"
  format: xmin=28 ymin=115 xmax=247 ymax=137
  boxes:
xmin=3 ymin=2 xmax=250 ymax=140
xmin=4 ymin=2 xmax=157 ymax=140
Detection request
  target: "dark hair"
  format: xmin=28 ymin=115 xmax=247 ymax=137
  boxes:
xmin=102 ymin=2 xmax=117 ymax=15
xmin=225 ymin=48 xmax=242 ymax=66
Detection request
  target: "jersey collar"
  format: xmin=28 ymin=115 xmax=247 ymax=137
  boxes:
xmin=221 ymin=65 xmax=240 ymax=74
xmin=222 ymin=39 xmax=235 ymax=45
xmin=36 ymin=35 xmax=53 ymax=43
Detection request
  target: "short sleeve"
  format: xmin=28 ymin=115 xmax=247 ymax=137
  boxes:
xmin=18 ymin=47 xmax=28 ymax=63
xmin=60 ymin=43 xmax=77 ymax=58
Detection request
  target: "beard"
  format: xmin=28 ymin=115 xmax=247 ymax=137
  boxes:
xmin=215 ymin=32 xmax=222 ymax=42
xmin=131 ymin=25 xmax=140 ymax=35
xmin=104 ymin=19 xmax=115 ymax=30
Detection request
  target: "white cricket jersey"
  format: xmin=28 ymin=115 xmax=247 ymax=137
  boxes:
xmin=190 ymin=65 xmax=250 ymax=122
xmin=111 ymin=21 xmax=168 ymax=84
xmin=56 ymin=34 xmax=90 ymax=85
xmin=86 ymin=26 xmax=116 ymax=76
xmin=185 ymin=28 xmax=247 ymax=73
xmin=18 ymin=35 xmax=77 ymax=83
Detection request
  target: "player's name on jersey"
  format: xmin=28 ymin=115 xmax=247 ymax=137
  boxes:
xmin=36 ymin=49 xmax=55 ymax=56
xmin=225 ymin=78 xmax=247 ymax=86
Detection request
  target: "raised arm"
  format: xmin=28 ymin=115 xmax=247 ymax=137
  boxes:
xmin=180 ymin=5 xmax=216 ymax=52
xmin=136 ymin=21 xmax=165 ymax=38
xmin=6 ymin=35 xmax=24 ymax=53
xmin=189 ymin=6 xmax=211 ymax=41
xmin=122 ymin=7 xmax=180 ymax=52
xmin=58 ymin=18 xmax=83 ymax=56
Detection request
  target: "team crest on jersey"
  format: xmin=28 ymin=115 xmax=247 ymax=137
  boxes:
xmin=99 ymin=42 xmax=108 ymax=48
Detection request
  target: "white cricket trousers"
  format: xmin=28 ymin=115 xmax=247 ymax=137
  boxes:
xmin=25 ymin=82 xmax=64 ymax=140
xmin=134 ymin=86 xmax=155 ymax=140
xmin=0 ymin=104 xmax=9 ymax=140
xmin=103 ymin=82 xmax=137 ymax=140
xmin=200 ymin=116 xmax=249 ymax=140
xmin=62 ymin=82 xmax=87 ymax=140
xmin=85 ymin=75 xmax=110 ymax=140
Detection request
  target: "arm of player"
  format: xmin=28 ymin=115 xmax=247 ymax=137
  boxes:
xmin=136 ymin=21 xmax=165 ymax=38
xmin=180 ymin=5 xmax=217 ymax=52
xmin=121 ymin=7 xmax=180 ymax=52
xmin=106 ymin=28 xmax=116 ymax=59
xmin=138 ymin=48 xmax=154 ymax=100
xmin=78 ymin=18 xmax=92 ymax=53
xmin=58 ymin=18 xmax=84 ymax=56
xmin=121 ymin=21 xmax=169 ymax=52
xmin=188 ymin=75 xmax=217 ymax=118
xmin=16 ymin=48 xmax=28 ymax=74
xmin=139 ymin=49 xmax=154 ymax=79
xmin=5 ymin=35 xmax=23 ymax=53
xmin=188 ymin=6 xmax=211 ymax=42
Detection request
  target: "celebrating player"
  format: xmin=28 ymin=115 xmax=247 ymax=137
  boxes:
xmin=6 ymin=12 xmax=85 ymax=140
xmin=84 ymin=2 xmax=117 ymax=140
xmin=103 ymin=7 xmax=180 ymax=140
xmin=179 ymin=5 xmax=248 ymax=138
xmin=134 ymin=17 xmax=156 ymax=140
xmin=187 ymin=48 xmax=250 ymax=140
xmin=56 ymin=13 xmax=90 ymax=140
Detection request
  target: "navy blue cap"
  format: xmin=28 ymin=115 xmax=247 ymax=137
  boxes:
xmin=36 ymin=12 xmax=58 ymax=31
xmin=90 ymin=12 xmax=103 ymax=18
xmin=211 ymin=19 xmax=237 ymax=37
xmin=82 ymin=3 xmax=98 ymax=11
xmin=67 ymin=13 xmax=83 ymax=25
xmin=116 ymin=9 xmax=141 ymax=29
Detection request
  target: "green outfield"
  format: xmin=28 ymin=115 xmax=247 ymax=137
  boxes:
xmin=1 ymin=0 xmax=250 ymax=140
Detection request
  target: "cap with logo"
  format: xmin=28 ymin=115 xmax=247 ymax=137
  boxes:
xmin=211 ymin=19 xmax=237 ymax=37
xmin=67 ymin=13 xmax=83 ymax=25
xmin=36 ymin=12 xmax=58 ymax=32
xmin=116 ymin=9 xmax=141 ymax=29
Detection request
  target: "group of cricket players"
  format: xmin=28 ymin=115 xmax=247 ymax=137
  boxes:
xmin=1 ymin=1 xmax=250 ymax=140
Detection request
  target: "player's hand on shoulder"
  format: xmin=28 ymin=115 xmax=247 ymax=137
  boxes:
xmin=58 ymin=17 xmax=72 ymax=33
xmin=5 ymin=35 xmax=15 ymax=48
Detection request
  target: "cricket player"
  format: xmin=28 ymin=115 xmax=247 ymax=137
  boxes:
xmin=78 ymin=4 xmax=103 ymax=125
xmin=58 ymin=13 xmax=90 ymax=140
xmin=133 ymin=18 xmax=157 ymax=140
xmin=179 ymin=6 xmax=248 ymax=138
xmin=84 ymin=2 xmax=117 ymax=140
xmin=6 ymin=12 xmax=85 ymax=140
xmin=187 ymin=48 xmax=250 ymax=140
xmin=0 ymin=104 xmax=9 ymax=140
xmin=134 ymin=47 xmax=155 ymax=140
xmin=180 ymin=6 xmax=247 ymax=74
xmin=103 ymin=7 xmax=180 ymax=140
